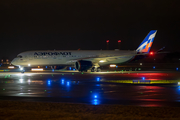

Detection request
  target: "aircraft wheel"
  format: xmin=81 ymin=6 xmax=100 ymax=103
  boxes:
xmin=97 ymin=68 xmax=101 ymax=72
xmin=91 ymin=67 xmax=97 ymax=72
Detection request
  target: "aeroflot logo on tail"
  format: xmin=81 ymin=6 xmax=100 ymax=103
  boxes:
xmin=34 ymin=52 xmax=72 ymax=56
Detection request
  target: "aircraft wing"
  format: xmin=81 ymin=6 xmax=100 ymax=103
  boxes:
xmin=65 ymin=53 xmax=142 ymax=64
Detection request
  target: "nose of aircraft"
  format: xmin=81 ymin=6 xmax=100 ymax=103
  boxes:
xmin=11 ymin=59 xmax=17 ymax=65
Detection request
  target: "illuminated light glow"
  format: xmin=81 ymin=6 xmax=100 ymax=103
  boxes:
xmin=46 ymin=66 xmax=47 ymax=68
xmin=153 ymin=66 xmax=155 ymax=69
xmin=142 ymin=77 xmax=145 ymax=80
xmin=31 ymin=68 xmax=43 ymax=71
xmin=73 ymin=69 xmax=76 ymax=71
xmin=28 ymin=79 xmax=31 ymax=82
xmin=150 ymin=52 xmax=154 ymax=55
xmin=20 ymin=67 xmax=23 ymax=70
xmin=118 ymin=40 xmax=121 ymax=43
xmin=110 ymin=64 xmax=116 ymax=67
xmin=67 ymin=82 xmax=70 ymax=86
xmin=61 ymin=79 xmax=64 ymax=84
xmin=52 ymin=69 xmax=54 ymax=72
xmin=106 ymin=40 xmax=109 ymax=43
xmin=93 ymin=99 xmax=99 ymax=105
xmin=28 ymin=64 xmax=31 ymax=66
xmin=140 ymin=63 xmax=142 ymax=65
xmin=19 ymin=79 xmax=23 ymax=83
xmin=97 ymin=77 xmax=100 ymax=81
xmin=176 ymin=68 xmax=178 ymax=70
xmin=8 ymin=66 xmax=14 ymax=68
xmin=69 ymin=67 xmax=71 ymax=70
xmin=94 ymin=95 xmax=97 ymax=98
xmin=48 ymin=80 xmax=51 ymax=85
xmin=99 ymin=60 xmax=105 ymax=63
xmin=178 ymin=82 xmax=180 ymax=85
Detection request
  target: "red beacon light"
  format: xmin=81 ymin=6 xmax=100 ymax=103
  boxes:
xmin=106 ymin=40 xmax=109 ymax=43
xmin=150 ymin=52 xmax=154 ymax=55
xmin=118 ymin=40 xmax=121 ymax=43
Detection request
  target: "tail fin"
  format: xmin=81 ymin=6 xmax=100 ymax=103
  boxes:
xmin=136 ymin=30 xmax=157 ymax=53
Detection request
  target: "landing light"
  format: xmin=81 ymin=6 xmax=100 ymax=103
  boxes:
xmin=8 ymin=66 xmax=14 ymax=68
xmin=110 ymin=64 xmax=116 ymax=67
xmin=99 ymin=60 xmax=105 ymax=63
xmin=28 ymin=64 xmax=31 ymax=66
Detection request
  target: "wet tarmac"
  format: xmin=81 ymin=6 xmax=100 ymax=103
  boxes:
xmin=1 ymin=71 xmax=180 ymax=107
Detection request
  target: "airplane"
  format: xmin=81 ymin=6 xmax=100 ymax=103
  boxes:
xmin=11 ymin=30 xmax=157 ymax=73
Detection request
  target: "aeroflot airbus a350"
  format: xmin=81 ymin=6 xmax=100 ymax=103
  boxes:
xmin=11 ymin=30 xmax=157 ymax=72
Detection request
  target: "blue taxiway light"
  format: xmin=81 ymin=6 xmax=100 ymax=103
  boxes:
xmin=97 ymin=77 xmax=100 ymax=81
xmin=52 ymin=69 xmax=54 ymax=72
xmin=176 ymin=68 xmax=179 ymax=70
xmin=69 ymin=67 xmax=71 ymax=70
xmin=48 ymin=80 xmax=51 ymax=85
xmin=92 ymin=99 xmax=99 ymax=105
xmin=73 ymin=69 xmax=76 ymax=71
xmin=46 ymin=66 xmax=47 ymax=68
xmin=61 ymin=79 xmax=64 ymax=84
xmin=142 ymin=77 xmax=145 ymax=80
xmin=67 ymin=82 xmax=70 ymax=86
xmin=94 ymin=95 xmax=97 ymax=98
xmin=153 ymin=66 xmax=155 ymax=69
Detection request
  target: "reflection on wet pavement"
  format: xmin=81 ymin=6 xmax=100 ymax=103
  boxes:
xmin=0 ymin=72 xmax=180 ymax=107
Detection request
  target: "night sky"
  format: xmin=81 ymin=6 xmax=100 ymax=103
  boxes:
xmin=0 ymin=0 xmax=179 ymax=60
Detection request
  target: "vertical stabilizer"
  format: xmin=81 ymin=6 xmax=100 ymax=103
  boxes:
xmin=136 ymin=30 xmax=157 ymax=53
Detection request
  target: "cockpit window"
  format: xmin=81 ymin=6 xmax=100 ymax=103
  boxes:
xmin=17 ymin=55 xmax=22 ymax=58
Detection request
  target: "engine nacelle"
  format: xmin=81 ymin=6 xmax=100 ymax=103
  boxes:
xmin=75 ymin=60 xmax=93 ymax=71
xmin=50 ymin=66 xmax=65 ymax=70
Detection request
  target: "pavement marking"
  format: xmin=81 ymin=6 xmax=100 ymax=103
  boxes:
xmin=103 ymin=80 xmax=180 ymax=84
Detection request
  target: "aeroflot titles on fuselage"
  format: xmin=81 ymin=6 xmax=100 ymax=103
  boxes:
xmin=34 ymin=52 xmax=72 ymax=56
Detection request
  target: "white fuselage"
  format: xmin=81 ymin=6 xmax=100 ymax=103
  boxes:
xmin=11 ymin=50 xmax=137 ymax=67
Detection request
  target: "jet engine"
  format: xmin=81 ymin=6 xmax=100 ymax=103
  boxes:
xmin=75 ymin=60 xmax=93 ymax=71
xmin=50 ymin=66 xmax=65 ymax=70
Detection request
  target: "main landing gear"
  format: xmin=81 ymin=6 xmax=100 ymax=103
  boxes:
xmin=91 ymin=67 xmax=101 ymax=72
xmin=20 ymin=67 xmax=25 ymax=73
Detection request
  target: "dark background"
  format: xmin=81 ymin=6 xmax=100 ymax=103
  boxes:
xmin=0 ymin=0 xmax=179 ymax=60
